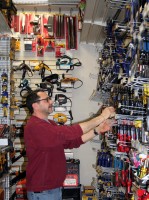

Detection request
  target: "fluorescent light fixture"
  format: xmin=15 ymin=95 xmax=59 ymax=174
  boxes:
xmin=48 ymin=0 xmax=80 ymax=4
xmin=12 ymin=0 xmax=80 ymax=4
xmin=12 ymin=0 xmax=49 ymax=4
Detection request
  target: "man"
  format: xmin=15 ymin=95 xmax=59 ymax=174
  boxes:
xmin=24 ymin=89 xmax=115 ymax=200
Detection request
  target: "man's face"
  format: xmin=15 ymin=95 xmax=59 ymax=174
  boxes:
xmin=34 ymin=91 xmax=53 ymax=115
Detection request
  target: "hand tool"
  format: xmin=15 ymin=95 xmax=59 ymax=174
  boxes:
xmin=127 ymin=165 xmax=132 ymax=194
xmin=44 ymin=15 xmax=54 ymax=37
xmin=115 ymin=170 xmax=120 ymax=187
xmin=30 ymin=15 xmax=41 ymax=35
xmin=66 ymin=16 xmax=71 ymax=49
xmin=21 ymin=13 xmax=26 ymax=33
xmin=146 ymin=97 xmax=149 ymax=131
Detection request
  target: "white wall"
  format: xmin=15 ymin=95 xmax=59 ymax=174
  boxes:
xmin=71 ymin=42 xmax=101 ymax=186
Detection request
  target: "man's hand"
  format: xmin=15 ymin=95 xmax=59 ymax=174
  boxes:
xmin=96 ymin=119 xmax=116 ymax=133
xmin=101 ymin=107 xmax=115 ymax=120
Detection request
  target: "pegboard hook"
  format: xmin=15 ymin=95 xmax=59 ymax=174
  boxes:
xmin=48 ymin=5 xmax=51 ymax=13
xmin=34 ymin=7 xmax=37 ymax=13
xmin=70 ymin=8 xmax=73 ymax=16
xmin=59 ymin=7 xmax=61 ymax=14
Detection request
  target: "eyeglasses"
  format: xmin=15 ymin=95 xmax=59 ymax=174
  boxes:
xmin=34 ymin=97 xmax=51 ymax=103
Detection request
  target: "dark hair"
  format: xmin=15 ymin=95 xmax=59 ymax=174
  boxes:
xmin=26 ymin=89 xmax=45 ymax=114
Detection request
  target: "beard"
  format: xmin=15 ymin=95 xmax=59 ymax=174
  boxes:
xmin=48 ymin=105 xmax=53 ymax=114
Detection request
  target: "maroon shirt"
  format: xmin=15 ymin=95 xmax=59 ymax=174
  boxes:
xmin=24 ymin=116 xmax=84 ymax=192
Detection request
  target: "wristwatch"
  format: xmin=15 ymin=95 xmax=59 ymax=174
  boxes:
xmin=94 ymin=129 xmax=98 ymax=136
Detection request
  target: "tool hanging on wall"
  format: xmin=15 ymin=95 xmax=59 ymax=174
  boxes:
xmin=35 ymin=82 xmax=54 ymax=97
xmin=18 ymin=79 xmax=32 ymax=98
xmin=0 ymin=124 xmax=9 ymax=138
xmin=42 ymin=73 xmax=83 ymax=92
xmin=1 ymin=72 xmax=8 ymax=117
xmin=42 ymin=74 xmax=66 ymax=92
xmin=78 ymin=0 xmax=86 ymax=31
xmin=55 ymin=41 xmax=66 ymax=58
xmin=24 ymin=37 xmax=34 ymax=51
xmin=59 ymin=74 xmax=83 ymax=90
xmin=54 ymin=94 xmax=72 ymax=107
xmin=66 ymin=14 xmax=77 ymax=50
xmin=53 ymin=94 xmax=73 ymax=118
xmin=45 ymin=40 xmax=55 ymax=52
xmin=53 ymin=113 xmax=67 ymax=125
xmin=44 ymin=15 xmax=54 ymax=37
xmin=53 ymin=111 xmax=73 ymax=125
xmin=30 ymin=14 xmax=41 ymax=35
xmin=56 ymin=55 xmax=82 ymax=72
xmin=20 ymin=12 xmax=26 ymax=34
xmin=33 ymin=61 xmax=52 ymax=79
xmin=10 ymin=94 xmax=19 ymax=120
xmin=146 ymin=97 xmax=149 ymax=131
xmin=37 ymin=36 xmax=44 ymax=57
xmin=13 ymin=60 xmax=33 ymax=80
xmin=54 ymin=13 xmax=65 ymax=39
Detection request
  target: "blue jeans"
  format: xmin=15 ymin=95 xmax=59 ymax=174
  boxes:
xmin=27 ymin=187 xmax=62 ymax=200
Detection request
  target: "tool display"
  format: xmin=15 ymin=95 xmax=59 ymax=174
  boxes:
xmin=92 ymin=1 xmax=149 ymax=199
xmin=11 ymin=10 xmax=80 ymax=57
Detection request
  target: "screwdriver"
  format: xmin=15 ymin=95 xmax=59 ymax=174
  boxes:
xmin=121 ymin=161 xmax=126 ymax=187
xmin=127 ymin=165 xmax=132 ymax=194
